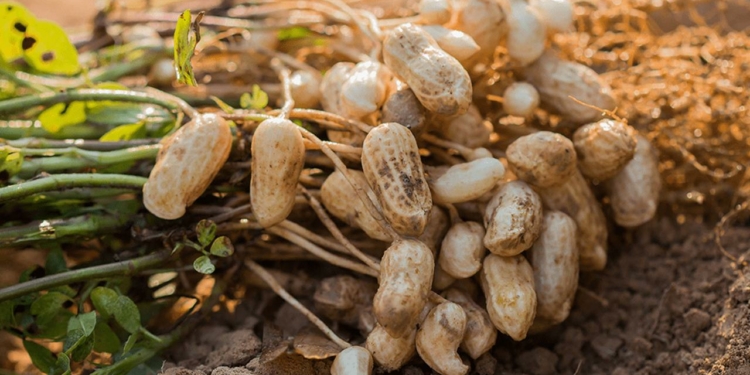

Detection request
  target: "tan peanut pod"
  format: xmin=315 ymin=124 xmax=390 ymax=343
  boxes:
xmin=480 ymin=254 xmax=537 ymax=341
xmin=436 ymin=105 xmax=492 ymax=148
xmin=505 ymin=0 xmax=547 ymax=66
xmin=608 ymin=134 xmax=661 ymax=227
xmin=383 ymin=23 xmax=472 ymax=116
xmin=483 ymin=181 xmax=544 ymax=256
xmin=314 ymin=275 xmax=377 ymax=329
xmin=418 ymin=206 xmax=451 ymax=254
xmin=522 ymin=50 xmax=616 ymax=124
xmin=433 ymin=264 xmax=457 ymax=291
xmin=144 ymin=113 xmax=231 ymax=220
xmin=537 ymin=169 xmax=607 ymax=271
xmin=421 ymin=25 xmax=481 ymax=67
xmin=506 ymin=131 xmax=577 ymax=188
xmin=442 ymin=288 xmax=497 ymax=359
xmin=470 ymin=147 xmax=494 ymax=160
xmin=416 ymin=302 xmax=469 ymax=375
xmin=365 ymin=324 xmax=416 ymax=371
xmin=531 ymin=211 xmax=579 ymax=325
xmin=373 ymin=239 xmax=435 ymax=338
xmin=573 ymin=119 xmax=638 ymax=181
xmin=438 ymin=221 xmax=486 ymax=278
xmin=381 ymin=85 xmax=427 ymax=135
xmin=503 ymin=82 xmax=540 ymax=118
xmin=320 ymin=62 xmax=365 ymax=146
xmin=419 ymin=0 xmax=452 ymax=24
xmin=362 ymin=123 xmax=432 ymax=236
xmin=530 ymin=0 xmax=574 ymax=33
xmin=449 ymin=0 xmax=507 ymax=65
xmin=430 ymin=158 xmax=505 ymax=204
xmin=321 ymin=170 xmax=392 ymax=242
xmin=289 ymin=70 xmax=322 ymax=109
xmin=340 ymin=61 xmax=392 ymax=119
xmin=331 ymin=346 xmax=373 ymax=375
xmin=250 ymin=118 xmax=306 ymax=228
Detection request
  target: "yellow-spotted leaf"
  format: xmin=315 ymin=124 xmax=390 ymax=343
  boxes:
xmin=0 ymin=1 xmax=35 ymax=62
xmin=99 ymin=122 xmax=146 ymax=142
xmin=173 ymin=10 xmax=202 ymax=86
xmin=38 ymin=102 xmax=87 ymax=133
xmin=22 ymin=19 xmax=80 ymax=75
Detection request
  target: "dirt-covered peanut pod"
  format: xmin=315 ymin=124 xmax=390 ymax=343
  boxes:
xmin=383 ymin=23 xmax=472 ymax=116
xmin=314 ymin=275 xmax=377 ymax=334
xmin=419 ymin=0 xmax=453 ymax=24
xmin=381 ymin=82 xmax=427 ymax=135
xmin=289 ymin=70 xmax=322 ymax=109
xmin=438 ymin=221 xmax=486 ymax=278
xmin=250 ymin=118 xmax=306 ymax=228
xmin=506 ymin=131 xmax=577 ymax=188
xmin=529 ymin=0 xmax=574 ymax=33
xmin=421 ymin=25 xmax=481 ymax=67
xmin=331 ymin=346 xmax=373 ymax=375
xmin=435 ymin=105 xmax=492 ymax=148
xmin=340 ymin=61 xmax=392 ymax=119
xmin=362 ymin=123 xmax=432 ymax=236
xmin=449 ymin=0 xmax=507 ymax=66
xmin=530 ymin=211 xmax=579 ymax=327
xmin=505 ymin=0 xmax=547 ymax=66
xmin=416 ymin=302 xmax=469 ymax=375
xmin=483 ymin=181 xmax=544 ymax=256
xmin=503 ymin=82 xmax=540 ymax=118
xmin=429 ymin=158 xmax=505 ymax=204
xmin=480 ymin=254 xmax=537 ymax=341
xmin=608 ymin=134 xmax=661 ymax=227
xmin=365 ymin=324 xmax=416 ymax=371
xmin=522 ymin=50 xmax=617 ymax=124
xmin=373 ymin=239 xmax=434 ymax=338
xmin=573 ymin=119 xmax=638 ymax=181
xmin=143 ymin=113 xmax=232 ymax=220
xmin=442 ymin=288 xmax=497 ymax=359
xmin=321 ymin=170 xmax=392 ymax=242
xmin=537 ymin=169 xmax=608 ymax=270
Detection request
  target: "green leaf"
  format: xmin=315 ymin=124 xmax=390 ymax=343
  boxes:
xmin=90 ymin=287 xmax=118 ymax=320
xmin=38 ymin=102 xmax=87 ymax=133
xmin=93 ymin=321 xmax=121 ymax=354
xmin=0 ymin=146 xmax=23 ymax=179
xmin=45 ymin=248 xmax=68 ymax=275
xmin=113 ymin=295 xmax=141 ymax=334
xmin=173 ymin=10 xmax=202 ymax=86
xmin=210 ymin=236 xmax=234 ymax=257
xmin=52 ymin=351 xmax=71 ymax=375
xmin=22 ymin=19 xmax=80 ymax=75
xmin=63 ymin=328 xmax=95 ymax=362
xmin=30 ymin=291 xmax=71 ymax=326
xmin=0 ymin=2 xmax=35 ymax=62
xmin=277 ymin=27 xmax=309 ymax=41
xmin=240 ymin=85 xmax=268 ymax=110
xmin=195 ymin=219 xmax=217 ymax=247
xmin=24 ymin=340 xmax=56 ymax=374
xmin=0 ymin=300 xmax=15 ymax=329
xmin=193 ymin=255 xmax=215 ymax=274
xmin=99 ymin=122 xmax=147 ymax=142
xmin=122 ymin=331 xmax=139 ymax=354
xmin=67 ymin=311 xmax=97 ymax=337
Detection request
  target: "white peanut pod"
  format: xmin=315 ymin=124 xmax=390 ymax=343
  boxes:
xmin=537 ymin=169 xmax=608 ymax=271
xmin=421 ymin=25 xmax=481 ymax=67
xmin=573 ymin=119 xmax=638 ymax=181
xmin=331 ymin=346 xmax=373 ymax=375
xmin=320 ymin=62 xmax=365 ymax=146
xmin=419 ymin=0 xmax=452 ymax=24
xmin=416 ymin=302 xmax=469 ymax=375
xmin=480 ymin=254 xmax=537 ymax=341
xmin=418 ymin=206 xmax=451 ymax=254
xmin=438 ymin=221 xmax=486 ymax=278
xmin=505 ymin=0 xmax=547 ymax=66
xmin=530 ymin=0 xmax=574 ymax=33
xmin=289 ymin=70 xmax=322 ymax=109
xmin=522 ymin=50 xmax=616 ymax=124
xmin=430 ymin=158 xmax=505 ymax=204
xmin=365 ymin=325 xmax=416 ymax=372
xmin=531 ymin=211 xmax=579 ymax=325
xmin=144 ymin=113 xmax=232 ymax=220
xmin=503 ymin=82 xmax=540 ymax=118
xmin=608 ymin=134 xmax=661 ymax=227
xmin=340 ymin=61 xmax=392 ymax=119
xmin=449 ymin=0 xmax=507 ymax=65
xmin=506 ymin=131 xmax=577 ymax=188
xmin=436 ymin=105 xmax=492 ymax=148
xmin=383 ymin=23 xmax=472 ymax=116
xmin=321 ymin=170 xmax=392 ymax=242
xmin=442 ymin=288 xmax=497 ymax=359
xmin=373 ymin=239 xmax=435 ymax=338
xmin=250 ymin=118 xmax=306 ymax=228
xmin=362 ymin=123 xmax=433 ymax=236
xmin=483 ymin=181 xmax=544 ymax=256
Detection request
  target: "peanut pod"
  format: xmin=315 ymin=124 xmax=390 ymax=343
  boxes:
xmin=416 ymin=302 xmax=469 ymax=375
xmin=483 ymin=181 xmax=544 ymax=256
xmin=480 ymin=254 xmax=537 ymax=341
xmin=321 ymin=170 xmax=392 ymax=241
xmin=607 ymin=134 xmax=661 ymax=227
xmin=443 ymin=288 xmax=497 ymax=359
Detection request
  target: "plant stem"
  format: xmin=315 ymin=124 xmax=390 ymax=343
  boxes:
xmin=0 ymin=89 xmax=180 ymax=116
xmin=0 ymin=121 xmax=107 ymax=140
xmin=0 ymin=174 xmax=146 ymax=203
xmin=6 ymin=138 xmax=161 ymax=151
xmin=0 ymin=251 xmax=170 ymax=303
xmin=19 ymin=145 xmax=160 ymax=178
xmin=0 ymin=213 xmax=134 ymax=246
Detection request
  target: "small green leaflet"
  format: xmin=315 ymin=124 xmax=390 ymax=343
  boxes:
xmin=24 ymin=340 xmax=56 ymax=374
xmin=93 ymin=321 xmax=121 ymax=354
xmin=195 ymin=219 xmax=217 ymax=247
xmin=113 ymin=295 xmax=141 ymax=334
xmin=38 ymin=102 xmax=87 ymax=133
xmin=99 ymin=122 xmax=146 ymax=142
xmin=30 ymin=291 xmax=71 ymax=326
xmin=90 ymin=286 xmax=118 ymax=320
xmin=193 ymin=255 xmax=215 ymax=274
xmin=210 ymin=236 xmax=234 ymax=257
xmin=22 ymin=19 xmax=81 ymax=75
xmin=240 ymin=84 xmax=268 ymax=110
xmin=67 ymin=311 xmax=97 ymax=337
xmin=173 ymin=10 xmax=203 ymax=86
xmin=0 ymin=146 xmax=23 ymax=179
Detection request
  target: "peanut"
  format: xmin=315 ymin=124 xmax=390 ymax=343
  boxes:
xmin=449 ymin=0 xmax=507 ymax=65
xmin=573 ymin=119 xmax=638 ymax=181
xmin=421 ymin=25 xmax=481 ymax=67
xmin=416 ymin=302 xmax=469 ymax=375
xmin=340 ymin=61 xmax=392 ymax=119
xmin=381 ymin=84 xmax=427 ymax=135
xmin=503 ymin=82 xmax=540 ymax=118
xmin=442 ymin=288 xmax=497 ymax=359
xmin=250 ymin=117 xmax=306 ymax=228
xmin=506 ymin=131 xmax=577 ymax=188
xmin=480 ymin=254 xmax=537 ymax=341
xmin=483 ymin=181 xmax=544 ymax=256
xmin=365 ymin=324 xmax=416 ymax=372
xmin=608 ymin=134 xmax=661 ymax=227
xmin=320 ymin=62 xmax=365 ymax=146
xmin=321 ymin=170 xmax=392 ymax=241
xmin=505 ymin=0 xmax=547 ymax=66
xmin=530 ymin=0 xmax=574 ymax=33
xmin=362 ymin=123 xmax=432 ymax=236
xmin=419 ymin=0 xmax=453 ymax=25
xmin=289 ymin=70 xmax=322 ymax=109
xmin=438 ymin=221 xmax=486 ymax=278
xmin=433 ymin=264 xmax=457 ymax=291
xmin=143 ymin=113 xmax=231 ymax=220
xmin=430 ymin=158 xmax=506 ymax=204
xmin=417 ymin=206 xmax=451 ymax=254
xmin=435 ymin=105 xmax=492 ymax=148
xmin=331 ymin=346 xmax=373 ymax=375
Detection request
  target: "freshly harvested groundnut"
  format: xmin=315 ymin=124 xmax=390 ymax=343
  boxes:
xmin=436 ymin=105 xmax=492 ymax=148
xmin=430 ymin=158 xmax=505 ymax=204
xmin=321 ymin=170 xmax=392 ymax=241
xmin=530 ymin=0 xmax=574 ymax=33
xmin=537 ymin=169 xmax=607 ymax=271
xmin=340 ymin=61 xmax=392 ymax=119
xmin=250 ymin=118 xmax=306 ymax=227
xmin=419 ymin=0 xmax=452 ymax=24
xmin=523 ymin=50 xmax=617 ymax=124
xmin=483 ymin=181 xmax=543 ymax=256
xmin=416 ymin=302 xmax=469 ymax=375
xmin=331 ymin=346 xmax=373 ymax=375
xmin=383 ymin=23 xmax=472 ymax=116
xmin=321 ymin=62 xmax=365 ymax=146
xmin=362 ymin=123 xmax=432 ymax=236
xmin=608 ymin=134 xmax=661 ymax=227
xmin=506 ymin=131 xmax=577 ymax=188
xmin=366 ymin=325 xmax=416 ymax=371
xmin=382 ymin=85 xmax=427 ymax=135
xmin=421 ymin=25 xmax=481 ymax=66
xmin=450 ymin=0 xmax=507 ymax=64
xmin=531 ymin=211 xmax=579 ymax=325
xmin=442 ymin=288 xmax=497 ymax=359
xmin=470 ymin=147 xmax=494 ymax=160
xmin=314 ymin=275 xmax=377 ymax=331
xmin=438 ymin=221 xmax=486 ymax=278
xmin=506 ymin=0 xmax=547 ymax=66
xmin=144 ymin=113 xmax=231 ymax=220
xmin=289 ymin=70 xmax=322 ymax=109
xmin=480 ymin=254 xmax=537 ymax=341
xmin=433 ymin=264 xmax=457 ymax=290
xmin=503 ymin=82 xmax=540 ymax=118
xmin=573 ymin=119 xmax=638 ymax=181
xmin=418 ymin=207 xmax=451 ymax=254
xmin=373 ymin=239 xmax=434 ymax=338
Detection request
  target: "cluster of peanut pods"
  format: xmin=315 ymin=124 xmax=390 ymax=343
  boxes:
xmin=141 ymin=0 xmax=661 ymax=373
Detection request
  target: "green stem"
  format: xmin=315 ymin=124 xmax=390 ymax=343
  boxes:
xmin=0 ymin=122 xmax=106 ymax=140
xmin=0 ymin=173 xmax=146 ymax=203
xmin=0 ymin=213 xmax=134 ymax=246
xmin=0 ymin=89 xmax=180 ymax=116
xmin=0 ymin=251 xmax=170 ymax=302
xmin=19 ymin=145 xmax=160 ymax=178
xmin=6 ymin=138 xmax=161 ymax=151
